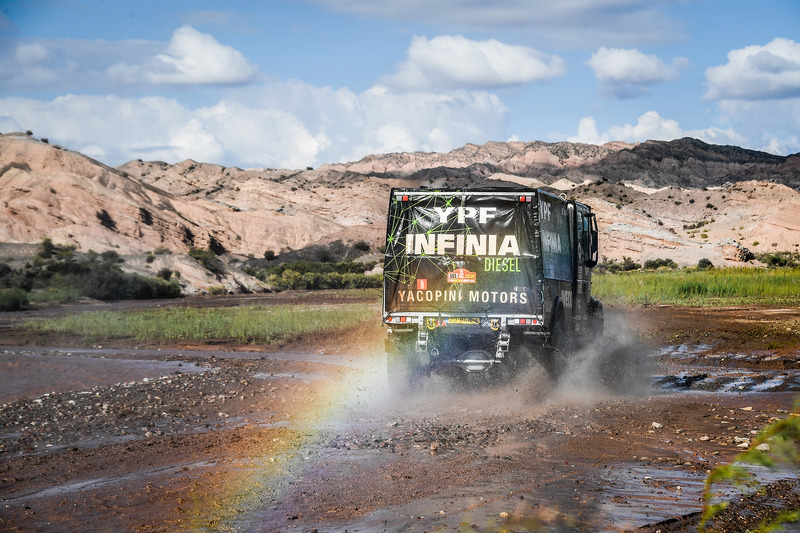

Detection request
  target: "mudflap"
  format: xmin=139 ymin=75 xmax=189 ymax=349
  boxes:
xmin=385 ymin=331 xmax=428 ymax=393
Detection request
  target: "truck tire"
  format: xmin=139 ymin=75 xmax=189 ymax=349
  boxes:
xmin=544 ymin=305 xmax=571 ymax=379
xmin=489 ymin=351 xmax=518 ymax=385
xmin=589 ymin=298 xmax=604 ymax=343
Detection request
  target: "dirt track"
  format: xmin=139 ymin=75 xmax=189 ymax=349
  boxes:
xmin=1 ymin=297 xmax=799 ymax=532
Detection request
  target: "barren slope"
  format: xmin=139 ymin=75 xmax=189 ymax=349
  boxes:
xmin=1 ymin=133 xmax=798 ymax=279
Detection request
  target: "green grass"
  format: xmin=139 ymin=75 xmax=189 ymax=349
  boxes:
xmin=592 ymin=267 xmax=800 ymax=306
xmin=23 ymin=302 xmax=378 ymax=344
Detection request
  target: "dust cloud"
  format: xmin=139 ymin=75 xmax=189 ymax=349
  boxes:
xmin=362 ymin=310 xmax=656 ymax=421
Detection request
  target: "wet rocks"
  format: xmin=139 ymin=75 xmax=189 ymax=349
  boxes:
xmin=0 ymin=357 xmax=291 ymax=456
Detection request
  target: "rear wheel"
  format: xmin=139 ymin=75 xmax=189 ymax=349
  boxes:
xmin=489 ymin=352 xmax=517 ymax=385
xmin=544 ymin=307 xmax=571 ymax=379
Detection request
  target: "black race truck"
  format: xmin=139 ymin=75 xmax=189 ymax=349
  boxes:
xmin=382 ymin=187 xmax=603 ymax=385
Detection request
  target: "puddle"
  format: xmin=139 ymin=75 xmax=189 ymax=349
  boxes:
xmin=654 ymin=368 xmax=800 ymax=394
xmin=4 ymin=459 xmax=218 ymax=503
xmin=599 ymin=461 xmax=799 ymax=530
xmin=0 ymin=352 xmax=207 ymax=404
xmin=656 ymin=344 xmax=714 ymax=358
xmin=252 ymin=371 xmax=326 ymax=382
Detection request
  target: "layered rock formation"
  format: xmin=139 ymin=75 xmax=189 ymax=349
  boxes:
xmin=1 ymin=131 xmax=798 ymax=294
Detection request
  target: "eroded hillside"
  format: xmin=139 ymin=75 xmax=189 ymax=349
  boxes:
xmin=1 ymin=132 xmax=799 ymax=288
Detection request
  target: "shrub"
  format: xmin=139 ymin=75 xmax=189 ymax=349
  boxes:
xmin=621 ymin=256 xmax=641 ymax=271
xmin=207 ymin=285 xmax=227 ymax=295
xmin=157 ymin=268 xmax=173 ymax=280
xmin=698 ymin=258 xmax=714 ymax=270
xmin=263 ymin=250 xmax=276 ymax=260
xmin=146 ymin=254 xmax=155 ymax=264
xmin=96 ymin=209 xmax=117 ymax=232
xmin=0 ymin=288 xmax=28 ymax=311
xmin=38 ymin=237 xmax=56 ymax=259
xmin=189 ymin=247 xmax=226 ymax=276
xmin=353 ymin=240 xmax=370 ymax=252
xmin=100 ymin=250 xmax=123 ymax=263
xmin=643 ymin=258 xmax=678 ymax=270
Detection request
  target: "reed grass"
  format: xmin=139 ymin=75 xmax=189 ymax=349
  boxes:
xmin=592 ymin=267 xmax=800 ymax=306
xmin=24 ymin=302 xmax=378 ymax=344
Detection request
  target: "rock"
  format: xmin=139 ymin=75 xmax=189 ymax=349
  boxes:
xmin=756 ymin=443 xmax=771 ymax=452
xmin=721 ymin=240 xmax=755 ymax=263
xmin=651 ymin=422 xmax=663 ymax=429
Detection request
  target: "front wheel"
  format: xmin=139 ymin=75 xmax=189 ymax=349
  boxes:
xmin=589 ymin=299 xmax=604 ymax=343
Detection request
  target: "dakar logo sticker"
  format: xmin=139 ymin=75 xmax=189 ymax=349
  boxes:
xmin=447 ymin=268 xmax=477 ymax=284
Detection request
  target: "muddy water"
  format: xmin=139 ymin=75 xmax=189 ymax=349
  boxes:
xmin=0 ymin=346 xmax=368 ymax=405
xmin=0 ymin=350 xmax=207 ymax=403
xmin=3 ymin=342 xmax=800 ymax=532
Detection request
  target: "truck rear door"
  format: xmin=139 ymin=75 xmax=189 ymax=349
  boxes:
xmin=383 ymin=189 xmax=543 ymax=322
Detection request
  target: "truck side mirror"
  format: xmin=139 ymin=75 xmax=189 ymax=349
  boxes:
xmin=585 ymin=214 xmax=599 ymax=268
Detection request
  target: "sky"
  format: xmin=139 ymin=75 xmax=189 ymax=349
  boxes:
xmin=0 ymin=0 xmax=799 ymax=170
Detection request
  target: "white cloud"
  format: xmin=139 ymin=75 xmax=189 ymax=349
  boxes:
xmin=108 ymin=26 xmax=258 ymax=85
xmin=312 ymin=0 xmax=686 ymax=47
xmin=0 ymin=81 xmax=509 ymax=168
xmin=0 ymin=27 xmax=257 ymax=91
xmin=705 ymin=38 xmax=800 ymax=101
xmin=380 ymin=35 xmax=566 ymax=90
xmin=588 ymin=47 xmax=688 ymax=98
xmin=716 ymin=99 xmax=800 ymax=155
xmin=0 ymin=38 xmax=161 ymax=92
xmin=567 ymin=111 xmax=746 ymax=148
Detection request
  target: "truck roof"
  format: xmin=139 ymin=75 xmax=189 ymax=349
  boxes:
xmin=389 ymin=186 xmax=592 ymax=210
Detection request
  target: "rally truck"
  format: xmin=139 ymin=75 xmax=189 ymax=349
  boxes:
xmin=382 ymin=187 xmax=603 ymax=385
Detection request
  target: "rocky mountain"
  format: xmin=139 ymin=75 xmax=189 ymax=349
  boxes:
xmin=1 ymin=132 xmax=798 ymax=293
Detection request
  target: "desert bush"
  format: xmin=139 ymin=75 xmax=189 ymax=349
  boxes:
xmin=643 ymin=258 xmax=678 ymax=270
xmin=698 ymin=258 xmax=714 ymax=270
xmin=38 ymin=237 xmax=56 ymax=259
xmin=595 ymin=256 xmax=641 ymax=274
xmin=189 ymin=247 xmax=225 ymax=276
xmin=757 ymin=252 xmax=800 ymax=268
xmin=0 ymin=250 xmax=181 ymax=306
xmin=96 ymin=209 xmax=117 ymax=232
xmin=0 ymin=288 xmax=29 ymax=311
xmin=353 ymin=240 xmax=370 ymax=252
xmin=100 ymin=250 xmax=123 ymax=263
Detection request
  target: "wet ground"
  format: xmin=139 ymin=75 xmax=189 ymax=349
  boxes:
xmin=1 ymin=299 xmax=799 ymax=532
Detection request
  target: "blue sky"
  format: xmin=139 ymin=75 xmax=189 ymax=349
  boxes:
xmin=1 ymin=0 xmax=799 ymax=169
